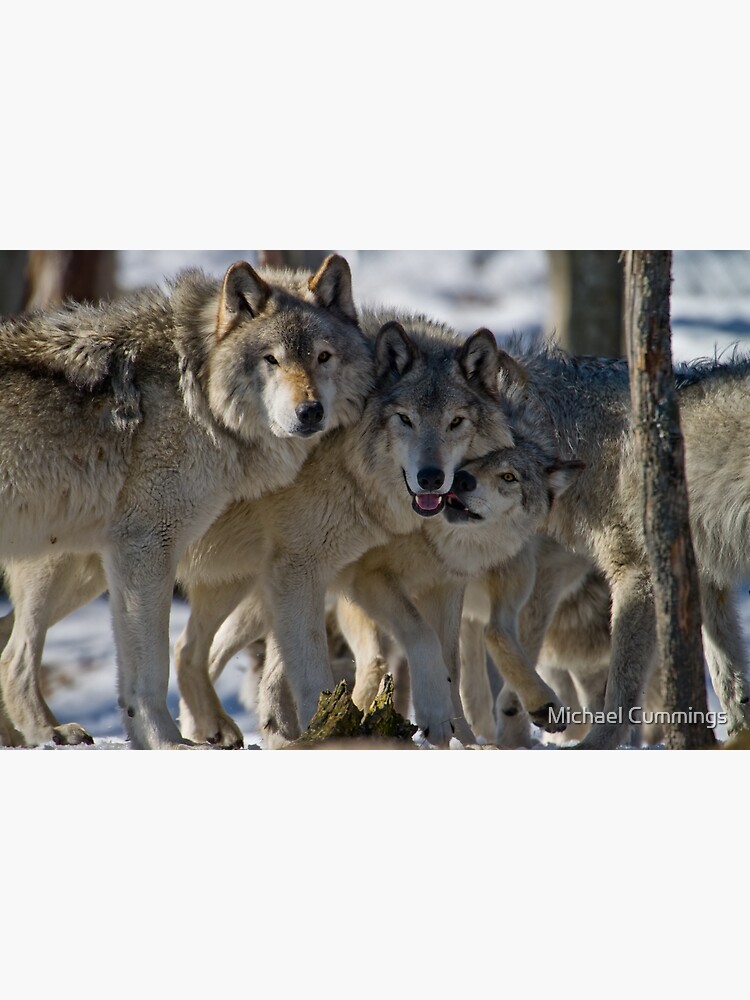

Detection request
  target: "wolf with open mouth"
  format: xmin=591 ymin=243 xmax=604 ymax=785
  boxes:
xmin=334 ymin=408 xmax=584 ymax=744
xmin=380 ymin=322 xmax=529 ymax=521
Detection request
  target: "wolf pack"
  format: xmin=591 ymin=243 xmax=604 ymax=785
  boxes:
xmin=1 ymin=254 xmax=749 ymax=750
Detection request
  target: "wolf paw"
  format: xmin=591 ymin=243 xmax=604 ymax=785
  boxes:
xmin=571 ymin=721 xmax=625 ymax=750
xmin=0 ymin=723 xmax=27 ymax=747
xmin=725 ymin=697 xmax=750 ymax=738
xmin=529 ymin=702 xmax=566 ymax=734
xmin=495 ymin=719 xmax=536 ymax=749
xmin=52 ymin=723 xmax=95 ymax=746
xmin=191 ymin=713 xmax=245 ymax=749
xmin=418 ymin=718 xmax=456 ymax=748
xmin=262 ymin=729 xmax=294 ymax=750
xmin=450 ymin=716 xmax=477 ymax=745
xmin=494 ymin=690 xmax=534 ymax=748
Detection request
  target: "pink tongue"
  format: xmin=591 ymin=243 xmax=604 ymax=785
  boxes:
xmin=415 ymin=494 xmax=442 ymax=511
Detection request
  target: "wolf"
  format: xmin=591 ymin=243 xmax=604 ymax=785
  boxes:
xmin=0 ymin=312 xmax=513 ymax=747
xmin=198 ymin=388 xmax=583 ymax=746
xmin=0 ymin=254 xmax=372 ymax=748
xmin=490 ymin=347 xmax=750 ymax=749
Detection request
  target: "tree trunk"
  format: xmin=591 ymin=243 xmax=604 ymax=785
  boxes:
xmin=24 ymin=251 xmax=116 ymax=310
xmin=259 ymin=251 xmax=330 ymax=271
xmin=624 ymin=250 xmax=716 ymax=749
xmin=549 ymin=250 xmax=624 ymax=356
xmin=0 ymin=251 xmax=29 ymax=318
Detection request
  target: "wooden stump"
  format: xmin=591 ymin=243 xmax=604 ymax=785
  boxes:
xmin=289 ymin=676 xmax=418 ymax=748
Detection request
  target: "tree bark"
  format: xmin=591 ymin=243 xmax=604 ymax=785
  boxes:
xmin=549 ymin=250 xmax=624 ymax=356
xmin=289 ymin=676 xmax=417 ymax=747
xmin=624 ymin=250 xmax=716 ymax=749
xmin=24 ymin=251 xmax=116 ymax=310
xmin=0 ymin=251 xmax=29 ymax=318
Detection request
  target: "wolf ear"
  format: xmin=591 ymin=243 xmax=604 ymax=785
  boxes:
xmin=458 ymin=328 xmax=501 ymax=397
xmin=546 ymin=459 xmax=585 ymax=498
xmin=497 ymin=349 xmax=529 ymax=390
xmin=216 ymin=261 xmax=270 ymax=341
xmin=375 ymin=321 xmax=418 ymax=379
xmin=308 ymin=254 xmax=358 ymax=324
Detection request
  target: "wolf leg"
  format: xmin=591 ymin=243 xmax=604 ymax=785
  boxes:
xmin=483 ymin=553 xmax=564 ymax=733
xmin=264 ymin=568 xmax=333 ymax=735
xmin=175 ymin=581 xmax=255 ymax=748
xmin=700 ymin=582 xmax=750 ymax=736
xmin=459 ymin=616 xmax=497 ymax=742
xmin=347 ymin=572 xmax=456 ymax=746
xmin=0 ymin=686 xmax=25 ymax=746
xmin=485 ymin=618 xmax=564 ymax=734
xmin=575 ymin=568 xmax=655 ymax=750
xmin=517 ymin=543 xmax=592 ymax=668
xmin=0 ymin=555 xmax=105 ymax=746
xmin=207 ymin=591 xmax=266 ymax=684
xmin=538 ymin=665 xmax=588 ymax=744
xmin=104 ymin=541 xmax=187 ymax=749
xmin=0 ymin=603 xmax=23 ymax=745
xmin=415 ymin=583 xmax=476 ymax=744
xmin=335 ymin=594 xmax=392 ymax=711
xmin=494 ymin=686 xmax=536 ymax=748
xmin=336 ymin=595 xmax=412 ymax=716
xmin=256 ymin=632 xmax=301 ymax=748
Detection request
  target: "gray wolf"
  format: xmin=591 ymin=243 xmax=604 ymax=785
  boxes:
xmin=200 ymin=389 xmax=583 ymax=746
xmin=493 ymin=347 xmax=750 ymax=749
xmin=336 ymin=445 xmax=582 ymax=744
xmin=403 ymin=444 xmax=583 ymax=743
xmin=0 ymin=254 xmax=371 ymax=748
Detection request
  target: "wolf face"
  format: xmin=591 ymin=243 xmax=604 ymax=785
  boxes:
xmin=202 ymin=255 xmax=372 ymax=441
xmin=373 ymin=322 xmax=514 ymax=517
xmin=443 ymin=442 xmax=584 ymax=531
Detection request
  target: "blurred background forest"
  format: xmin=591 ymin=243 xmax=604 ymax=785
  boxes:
xmin=3 ymin=250 xmax=750 ymax=364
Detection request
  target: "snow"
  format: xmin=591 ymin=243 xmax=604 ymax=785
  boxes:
xmin=3 ymin=250 xmax=750 ymax=751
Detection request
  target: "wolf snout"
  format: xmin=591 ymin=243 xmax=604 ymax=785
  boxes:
xmin=452 ymin=469 xmax=477 ymax=493
xmin=296 ymin=401 xmax=324 ymax=428
xmin=417 ymin=466 xmax=445 ymax=492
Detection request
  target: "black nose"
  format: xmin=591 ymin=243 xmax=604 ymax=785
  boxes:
xmin=417 ymin=466 xmax=445 ymax=491
xmin=453 ymin=469 xmax=476 ymax=493
xmin=296 ymin=401 xmax=324 ymax=427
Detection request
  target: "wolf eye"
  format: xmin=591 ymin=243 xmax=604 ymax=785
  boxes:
xmin=398 ymin=413 xmax=413 ymax=427
xmin=501 ymin=472 xmax=518 ymax=482
xmin=449 ymin=416 xmax=465 ymax=429
xmin=318 ymin=351 xmax=331 ymax=363
xmin=264 ymin=355 xmax=279 ymax=366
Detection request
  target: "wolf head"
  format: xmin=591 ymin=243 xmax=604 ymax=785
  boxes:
xmin=372 ymin=320 xmax=517 ymax=517
xmin=176 ymin=255 xmax=372 ymax=442
xmin=442 ymin=442 xmax=584 ymax=531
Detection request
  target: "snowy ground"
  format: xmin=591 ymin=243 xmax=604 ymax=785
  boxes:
xmin=3 ymin=250 xmax=750 ymax=750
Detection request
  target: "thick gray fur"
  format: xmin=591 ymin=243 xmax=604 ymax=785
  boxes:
xmin=501 ymin=344 xmax=750 ymax=748
xmin=0 ymin=256 xmax=372 ymax=748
